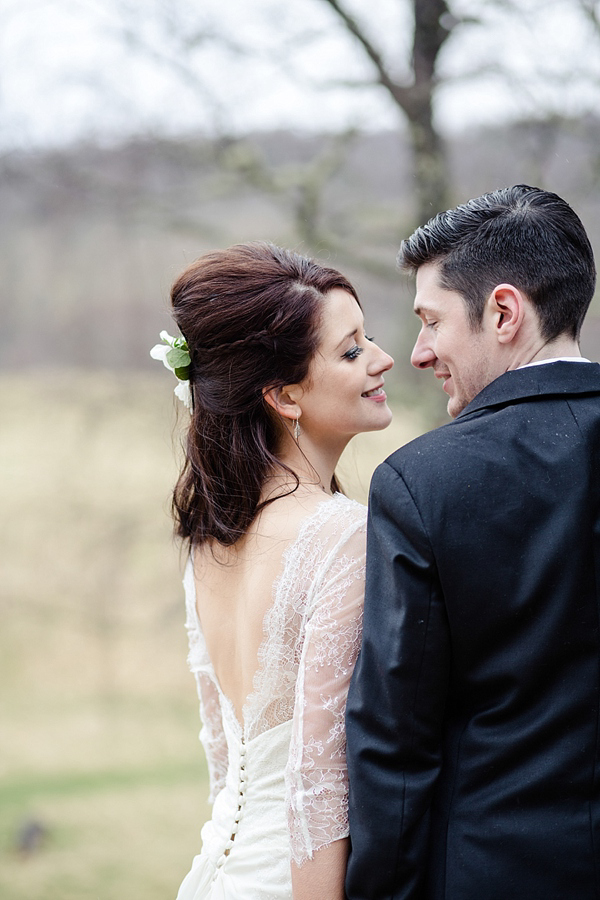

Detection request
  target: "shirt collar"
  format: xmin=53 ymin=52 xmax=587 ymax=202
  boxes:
xmin=518 ymin=357 xmax=591 ymax=369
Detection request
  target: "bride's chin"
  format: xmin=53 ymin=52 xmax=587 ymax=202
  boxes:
xmin=371 ymin=407 xmax=394 ymax=431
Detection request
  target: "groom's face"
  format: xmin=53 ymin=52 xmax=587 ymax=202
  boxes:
xmin=411 ymin=262 xmax=499 ymax=418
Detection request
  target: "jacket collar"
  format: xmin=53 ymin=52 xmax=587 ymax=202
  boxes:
xmin=457 ymin=361 xmax=600 ymax=420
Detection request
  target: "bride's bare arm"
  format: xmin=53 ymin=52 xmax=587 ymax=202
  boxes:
xmin=291 ymin=837 xmax=349 ymax=900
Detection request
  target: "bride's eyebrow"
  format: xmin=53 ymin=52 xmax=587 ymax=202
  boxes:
xmin=334 ymin=329 xmax=358 ymax=351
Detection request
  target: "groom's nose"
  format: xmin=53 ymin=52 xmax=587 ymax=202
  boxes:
xmin=410 ymin=330 xmax=436 ymax=369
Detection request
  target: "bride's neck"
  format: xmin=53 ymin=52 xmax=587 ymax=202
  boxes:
xmin=266 ymin=434 xmax=348 ymax=499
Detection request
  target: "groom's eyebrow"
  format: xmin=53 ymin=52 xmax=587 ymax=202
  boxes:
xmin=414 ymin=302 xmax=436 ymax=317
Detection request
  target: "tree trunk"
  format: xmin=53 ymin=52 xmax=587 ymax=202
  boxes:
xmin=408 ymin=102 xmax=449 ymax=225
xmin=409 ymin=0 xmax=451 ymax=222
xmin=321 ymin=0 xmax=453 ymax=225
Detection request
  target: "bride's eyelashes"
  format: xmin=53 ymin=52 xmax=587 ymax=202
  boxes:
xmin=343 ymin=345 xmax=363 ymax=360
xmin=342 ymin=334 xmax=375 ymax=361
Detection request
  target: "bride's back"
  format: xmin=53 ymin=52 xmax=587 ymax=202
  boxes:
xmin=193 ymin=490 xmax=326 ymax=724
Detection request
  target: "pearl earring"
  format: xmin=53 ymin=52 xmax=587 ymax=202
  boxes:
xmin=294 ymin=417 xmax=301 ymax=441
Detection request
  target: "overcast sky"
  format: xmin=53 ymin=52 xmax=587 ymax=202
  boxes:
xmin=1 ymin=0 xmax=598 ymax=149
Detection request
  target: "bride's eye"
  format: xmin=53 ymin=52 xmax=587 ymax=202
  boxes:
xmin=342 ymin=345 xmax=363 ymax=360
xmin=365 ymin=334 xmax=374 ymax=342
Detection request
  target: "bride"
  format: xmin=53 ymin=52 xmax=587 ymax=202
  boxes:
xmin=152 ymin=242 xmax=393 ymax=900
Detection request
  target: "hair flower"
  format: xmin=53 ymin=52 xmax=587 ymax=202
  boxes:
xmin=150 ymin=330 xmax=193 ymax=409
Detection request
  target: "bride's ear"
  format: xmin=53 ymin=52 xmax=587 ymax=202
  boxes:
xmin=263 ymin=386 xmax=302 ymax=423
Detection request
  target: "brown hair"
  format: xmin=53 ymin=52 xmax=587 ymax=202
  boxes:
xmin=170 ymin=241 xmax=359 ymax=548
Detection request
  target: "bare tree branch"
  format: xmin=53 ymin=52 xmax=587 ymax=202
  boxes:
xmin=578 ymin=0 xmax=600 ymax=35
xmin=319 ymin=0 xmax=412 ymax=107
xmin=318 ymin=0 xmax=457 ymax=222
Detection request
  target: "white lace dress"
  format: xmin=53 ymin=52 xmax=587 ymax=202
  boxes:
xmin=176 ymin=493 xmax=367 ymax=900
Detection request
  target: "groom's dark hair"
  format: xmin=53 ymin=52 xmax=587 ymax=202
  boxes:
xmin=398 ymin=184 xmax=596 ymax=341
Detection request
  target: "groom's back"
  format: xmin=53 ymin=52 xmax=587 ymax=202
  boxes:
xmin=386 ymin=367 xmax=600 ymax=898
xmin=347 ymin=184 xmax=600 ymax=900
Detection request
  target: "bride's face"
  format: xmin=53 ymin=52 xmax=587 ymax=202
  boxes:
xmin=295 ymin=288 xmax=394 ymax=447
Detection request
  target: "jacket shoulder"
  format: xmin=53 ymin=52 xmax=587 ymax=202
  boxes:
xmin=383 ymin=419 xmax=464 ymax=473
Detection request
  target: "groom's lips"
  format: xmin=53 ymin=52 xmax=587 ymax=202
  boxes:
xmin=435 ymin=371 xmax=451 ymax=393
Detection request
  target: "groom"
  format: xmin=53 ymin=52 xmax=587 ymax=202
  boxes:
xmin=345 ymin=185 xmax=600 ymax=899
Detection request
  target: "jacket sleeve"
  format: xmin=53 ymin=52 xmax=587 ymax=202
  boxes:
xmin=345 ymin=461 xmax=450 ymax=900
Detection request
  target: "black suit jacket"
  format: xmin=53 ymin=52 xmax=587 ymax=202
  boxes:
xmin=345 ymin=362 xmax=600 ymax=900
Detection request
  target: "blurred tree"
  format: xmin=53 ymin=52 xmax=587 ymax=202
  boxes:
xmin=6 ymin=0 xmax=600 ymax=276
xmin=103 ymin=0 xmax=366 ymax=250
xmin=218 ymin=128 xmax=359 ymax=248
xmin=111 ymin=0 xmax=572 ymax=228
xmin=108 ymin=0 xmax=462 ymax=224
xmin=317 ymin=0 xmax=454 ymax=225
xmin=99 ymin=0 xmax=461 ymax=240
xmin=579 ymin=0 xmax=600 ymax=31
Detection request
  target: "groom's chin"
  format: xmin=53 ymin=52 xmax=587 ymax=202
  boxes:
xmin=447 ymin=395 xmax=467 ymax=419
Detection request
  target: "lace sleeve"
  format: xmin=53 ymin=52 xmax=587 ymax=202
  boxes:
xmin=183 ymin=557 xmax=228 ymax=804
xmin=196 ymin=671 xmax=228 ymax=803
xmin=285 ymin=522 xmax=366 ymax=866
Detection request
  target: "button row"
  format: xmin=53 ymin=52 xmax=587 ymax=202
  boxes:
xmin=214 ymin=738 xmax=248 ymax=875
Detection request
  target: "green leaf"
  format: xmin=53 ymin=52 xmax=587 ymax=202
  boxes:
xmin=166 ymin=347 xmax=191 ymax=370
xmin=174 ymin=366 xmax=190 ymax=380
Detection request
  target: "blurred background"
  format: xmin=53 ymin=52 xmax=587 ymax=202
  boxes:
xmin=2 ymin=0 xmax=600 ymax=896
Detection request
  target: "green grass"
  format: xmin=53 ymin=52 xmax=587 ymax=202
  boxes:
xmin=0 ymin=370 xmax=426 ymax=899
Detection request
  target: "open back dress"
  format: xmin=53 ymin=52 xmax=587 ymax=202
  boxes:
xmin=176 ymin=492 xmax=367 ymax=900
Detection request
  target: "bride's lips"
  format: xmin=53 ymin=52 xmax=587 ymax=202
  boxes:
xmin=361 ymin=384 xmax=387 ymax=402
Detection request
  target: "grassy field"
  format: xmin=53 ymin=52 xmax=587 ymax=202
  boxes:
xmin=0 ymin=371 xmax=426 ymax=900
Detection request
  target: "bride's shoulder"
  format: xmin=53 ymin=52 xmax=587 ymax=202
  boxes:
xmin=332 ymin=491 xmax=367 ymax=514
xmin=307 ymin=493 xmax=367 ymax=555
xmin=326 ymin=491 xmax=367 ymax=526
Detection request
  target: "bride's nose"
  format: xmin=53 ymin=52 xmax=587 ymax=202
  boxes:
xmin=368 ymin=342 xmax=394 ymax=374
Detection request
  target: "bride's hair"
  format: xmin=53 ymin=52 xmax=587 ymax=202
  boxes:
xmin=170 ymin=241 xmax=359 ymax=548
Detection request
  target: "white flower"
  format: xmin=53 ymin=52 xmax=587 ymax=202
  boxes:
xmin=149 ymin=331 xmax=178 ymax=372
xmin=174 ymin=380 xmax=193 ymax=409
xmin=150 ymin=330 xmax=193 ymax=410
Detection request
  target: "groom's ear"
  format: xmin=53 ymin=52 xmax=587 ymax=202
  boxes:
xmin=486 ymin=284 xmax=526 ymax=344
